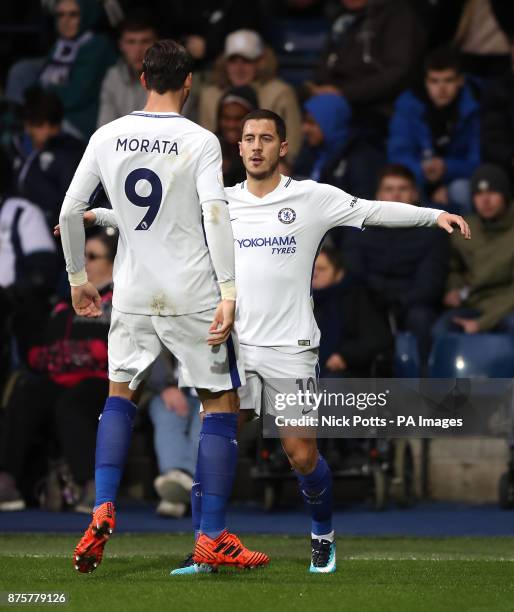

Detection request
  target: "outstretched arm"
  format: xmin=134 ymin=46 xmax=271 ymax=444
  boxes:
xmin=91 ymin=207 xmax=118 ymax=228
xmin=318 ymin=183 xmax=471 ymax=239
xmin=363 ymin=200 xmax=471 ymax=238
xmin=53 ymin=207 xmax=118 ymax=237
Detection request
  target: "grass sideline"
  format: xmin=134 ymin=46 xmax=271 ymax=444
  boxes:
xmin=1 ymin=534 xmax=514 ymax=611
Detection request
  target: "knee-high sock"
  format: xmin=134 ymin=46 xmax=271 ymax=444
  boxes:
xmin=94 ymin=396 xmax=136 ymax=509
xmin=295 ymin=454 xmax=333 ymax=538
xmin=196 ymin=412 xmax=238 ymax=539
xmin=191 ymin=463 xmax=202 ymax=541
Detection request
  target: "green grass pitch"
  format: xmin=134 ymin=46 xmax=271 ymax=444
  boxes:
xmin=1 ymin=534 xmax=514 ymax=611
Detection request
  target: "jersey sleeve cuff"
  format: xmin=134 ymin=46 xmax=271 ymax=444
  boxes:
xmin=219 ymin=279 xmax=236 ymax=300
xmin=68 ymin=268 xmax=88 ymax=287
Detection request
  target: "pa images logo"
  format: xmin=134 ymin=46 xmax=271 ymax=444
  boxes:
xmin=278 ymin=207 xmax=296 ymax=224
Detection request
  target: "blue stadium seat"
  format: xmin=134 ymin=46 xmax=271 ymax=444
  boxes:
xmin=428 ymin=333 xmax=514 ymax=378
xmin=394 ymin=332 xmax=420 ymax=378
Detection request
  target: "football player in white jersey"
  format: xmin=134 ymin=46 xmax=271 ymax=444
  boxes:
xmin=59 ymin=40 xmax=268 ymax=574
xmin=79 ymin=109 xmax=470 ymax=574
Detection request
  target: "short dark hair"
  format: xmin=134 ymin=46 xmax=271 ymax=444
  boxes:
xmin=23 ymin=87 xmax=63 ymax=126
xmin=377 ymin=164 xmax=417 ymax=188
xmin=319 ymin=245 xmax=343 ymax=272
xmin=117 ymin=13 xmax=158 ymax=38
xmin=142 ymin=39 xmax=193 ymax=94
xmin=241 ymin=109 xmax=286 ymax=142
xmin=425 ymin=45 xmax=462 ymax=75
xmin=87 ymin=228 xmax=118 ymax=263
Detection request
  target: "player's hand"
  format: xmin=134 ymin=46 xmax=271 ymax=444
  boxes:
xmin=443 ymin=289 xmax=462 ymax=308
xmin=453 ymin=317 xmax=479 ymax=334
xmin=71 ymin=282 xmax=102 ymax=318
xmin=54 ymin=210 xmax=97 ymax=237
xmin=208 ymin=300 xmax=235 ymax=346
xmin=161 ymin=386 xmax=190 ymax=417
xmin=436 ymin=212 xmax=471 ymax=239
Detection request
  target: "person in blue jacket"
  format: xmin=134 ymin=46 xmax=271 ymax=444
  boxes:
xmin=387 ymin=46 xmax=480 ymax=213
xmin=294 ymin=93 xmax=385 ymax=202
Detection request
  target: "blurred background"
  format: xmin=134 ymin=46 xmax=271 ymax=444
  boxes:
xmin=1 ymin=0 xmax=514 ymax=523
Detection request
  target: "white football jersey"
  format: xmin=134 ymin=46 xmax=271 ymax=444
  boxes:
xmin=226 ymin=175 xmax=440 ymax=352
xmin=66 ymin=111 xmax=226 ymax=316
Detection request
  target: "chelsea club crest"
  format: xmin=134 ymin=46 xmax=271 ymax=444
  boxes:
xmin=278 ymin=207 xmax=296 ymax=224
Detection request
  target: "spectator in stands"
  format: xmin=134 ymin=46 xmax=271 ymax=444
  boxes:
xmin=13 ymin=88 xmax=84 ymax=227
xmin=312 ymin=0 xmax=425 ymax=136
xmin=294 ymin=93 xmax=385 ymax=199
xmin=295 ymin=94 xmax=351 ymax=181
xmin=198 ymin=29 xmax=302 ymax=162
xmin=312 ymin=245 xmax=393 ymax=377
xmin=434 ymin=164 xmax=514 ymax=335
xmin=388 ymin=46 xmax=480 ymax=212
xmin=216 ymin=86 xmax=257 ymax=187
xmin=0 ymin=149 xmax=58 ymax=365
xmin=482 ymin=36 xmax=514 ymax=188
xmin=38 ymin=0 xmax=117 ymax=138
xmin=158 ymin=1 xmax=265 ymax=66
xmin=147 ymin=354 xmax=201 ymax=518
xmin=344 ymin=164 xmax=448 ymax=362
xmin=454 ymin=0 xmax=511 ymax=77
xmin=0 ymin=230 xmax=115 ymax=512
xmin=97 ymin=16 xmax=157 ymax=127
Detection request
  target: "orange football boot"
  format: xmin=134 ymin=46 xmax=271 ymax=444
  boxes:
xmin=192 ymin=530 xmax=270 ymax=569
xmin=73 ymin=502 xmax=116 ymax=573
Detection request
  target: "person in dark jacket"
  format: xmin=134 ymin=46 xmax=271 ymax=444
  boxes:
xmin=312 ymin=0 xmax=426 ymax=135
xmin=388 ymin=46 xmax=480 ymax=212
xmin=0 ymin=149 xmax=58 ymax=366
xmin=434 ymin=164 xmax=514 ymax=335
xmin=0 ymin=230 xmax=116 ymax=512
xmin=38 ymin=0 xmax=117 ymax=138
xmin=343 ymin=164 xmax=449 ymax=362
xmin=13 ymin=88 xmax=85 ymax=227
xmin=481 ymin=38 xmax=514 ymax=188
xmin=216 ymin=86 xmax=258 ymax=187
xmin=294 ymin=92 xmax=385 ymax=200
xmin=151 ymin=0 xmax=265 ymax=65
xmin=312 ymin=245 xmax=393 ymax=377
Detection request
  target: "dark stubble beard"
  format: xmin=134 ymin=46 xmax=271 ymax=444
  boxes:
xmin=245 ymin=156 xmax=280 ymax=181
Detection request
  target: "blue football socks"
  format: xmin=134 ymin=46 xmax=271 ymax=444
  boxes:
xmin=295 ymin=454 xmax=333 ymax=537
xmin=196 ymin=412 xmax=238 ymax=540
xmin=94 ymin=396 xmax=137 ymax=510
xmin=191 ymin=464 xmax=202 ymax=541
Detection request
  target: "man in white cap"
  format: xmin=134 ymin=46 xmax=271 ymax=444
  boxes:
xmin=198 ymin=29 xmax=302 ymax=162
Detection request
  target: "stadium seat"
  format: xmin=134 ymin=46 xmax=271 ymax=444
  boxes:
xmin=394 ymin=332 xmax=420 ymax=378
xmin=428 ymin=333 xmax=514 ymax=378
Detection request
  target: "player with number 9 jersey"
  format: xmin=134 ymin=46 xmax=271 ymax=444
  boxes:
xmin=59 ymin=40 xmax=265 ymax=576
xmin=66 ymin=112 xmax=224 ymax=317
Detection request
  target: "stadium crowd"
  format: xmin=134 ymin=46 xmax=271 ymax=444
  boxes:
xmin=0 ymin=0 xmax=513 ymax=514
